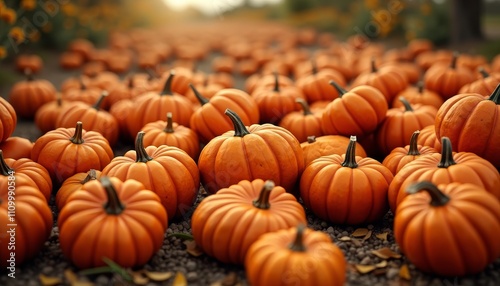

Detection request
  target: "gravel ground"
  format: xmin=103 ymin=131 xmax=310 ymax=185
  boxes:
xmin=1 ymin=46 xmax=500 ymax=286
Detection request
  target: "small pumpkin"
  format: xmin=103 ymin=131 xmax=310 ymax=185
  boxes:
xmin=109 ymin=99 xmax=134 ymax=142
xmin=295 ymin=61 xmax=347 ymax=103
xmin=58 ymin=176 xmax=168 ymax=269
xmin=191 ymin=179 xmax=306 ymax=264
xmin=245 ymin=225 xmax=346 ymax=286
xmin=55 ymin=169 xmax=101 ymax=211
xmin=68 ymin=38 xmax=94 ymax=61
xmin=458 ymin=67 xmax=500 ymax=96
xmin=34 ymin=93 xmax=69 ymax=134
xmin=301 ymin=135 xmax=367 ymax=167
xmin=392 ymin=82 xmax=444 ymax=110
xmin=0 ymin=137 xmax=33 ymax=160
xmin=59 ymin=51 xmax=84 ymax=70
xmin=15 ymin=54 xmax=43 ymax=74
xmin=61 ymin=80 xmax=101 ymax=105
xmin=394 ymin=181 xmax=500 ymax=276
xmin=0 ymin=97 xmax=17 ymax=143
xmin=279 ymin=98 xmax=324 ymax=143
xmin=417 ymin=125 xmax=441 ymax=152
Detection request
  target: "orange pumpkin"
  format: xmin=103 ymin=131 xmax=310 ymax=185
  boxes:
xmin=191 ymin=179 xmax=306 ymax=264
xmin=301 ymin=135 xmax=367 ymax=167
xmin=0 ymin=97 xmax=17 ymax=143
xmin=417 ymin=125 xmax=441 ymax=152
xmin=15 ymin=54 xmax=43 ymax=74
xmin=59 ymin=52 xmax=84 ymax=70
xmin=279 ymin=98 xmax=324 ymax=143
xmin=61 ymin=80 xmax=101 ymax=105
xmin=55 ymin=169 xmax=101 ymax=211
xmin=34 ymin=94 xmax=69 ymax=134
xmin=109 ymin=99 xmax=134 ymax=142
xmin=392 ymin=82 xmax=444 ymax=109
xmin=295 ymin=63 xmax=347 ymax=103
xmin=394 ymin=181 xmax=500 ymax=276
xmin=68 ymin=38 xmax=94 ymax=61
xmin=458 ymin=67 xmax=500 ymax=96
xmin=0 ymin=137 xmax=33 ymax=160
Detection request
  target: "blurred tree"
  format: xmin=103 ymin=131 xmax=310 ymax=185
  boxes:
xmin=451 ymin=0 xmax=483 ymax=43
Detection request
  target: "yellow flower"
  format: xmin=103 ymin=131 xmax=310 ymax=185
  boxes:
xmin=21 ymin=0 xmax=36 ymax=11
xmin=9 ymin=27 xmax=25 ymax=44
xmin=0 ymin=8 xmax=16 ymax=24
xmin=0 ymin=46 xmax=7 ymax=59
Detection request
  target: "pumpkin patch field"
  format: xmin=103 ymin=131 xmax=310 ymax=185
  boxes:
xmin=1 ymin=20 xmax=500 ymax=286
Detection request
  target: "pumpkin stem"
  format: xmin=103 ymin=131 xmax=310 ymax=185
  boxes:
xmin=407 ymin=130 xmax=421 ymax=156
xmin=134 ymin=131 xmax=153 ymax=163
xmin=80 ymin=77 xmax=87 ymax=90
xmin=416 ymin=81 xmax=424 ymax=94
xmin=81 ymin=169 xmax=98 ymax=184
xmin=329 ymin=80 xmax=347 ymax=97
xmin=296 ymin=98 xmax=313 ymax=115
xmin=69 ymin=122 xmax=85 ymax=144
xmin=399 ymin=97 xmax=414 ymax=112
xmin=56 ymin=92 xmax=62 ymax=107
xmin=273 ymin=72 xmax=280 ymax=92
xmin=225 ymin=109 xmax=251 ymax=137
xmin=160 ymin=70 xmax=175 ymax=96
xmin=311 ymin=59 xmax=318 ymax=75
xmin=437 ymin=137 xmax=456 ymax=168
xmin=164 ymin=112 xmax=175 ymax=133
xmin=307 ymin=136 xmax=316 ymax=143
xmin=253 ymin=180 xmax=275 ymax=209
xmin=93 ymin=91 xmax=108 ymax=110
xmin=24 ymin=68 xmax=33 ymax=81
xmin=488 ymin=84 xmax=500 ymax=104
xmin=450 ymin=52 xmax=459 ymax=69
xmin=0 ymin=150 xmax=15 ymax=176
xmin=406 ymin=181 xmax=450 ymax=207
xmin=127 ymin=76 xmax=135 ymax=89
xmin=478 ymin=67 xmax=489 ymax=78
xmin=370 ymin=57 xmax=378 ymax=73
xmin=289 ymin=224 xmax=307 ymax=252
xmin=189 ymin=83 xmax=209 ymax=105
xmin=100 ymin=176 xmax=125 ymax=215
xmin=341 ymin=136 xmax=358 ymax=168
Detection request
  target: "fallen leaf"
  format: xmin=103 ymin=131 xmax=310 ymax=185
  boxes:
xmin=130 ymin=271 xmax=149 ymax=285
xmin=71 ymin=282 xmax=95 ymax=286
xmin=144 ymin=270 xmax=174 ymax=281
xmin=184 ymin=240 xmax=204 ymax=257
xmin=351 ymin=238 xmax=363 ymax=247
xmin=352 ymin=228 xmax=369 ymax=237
xmin=363 ymin=230 xmax=372 ymax=241
xmin=375 ymin=232 xmax=388 ymax=242
xmin=39 ymin=274 xmax=63 ymax=286
xmin=371 ymin=247 xmax=402 ymax=259
xmin=173 ymin=272 xmax=187 ymax=286
xmin=372 ymin=268 xmax=387 ymax=276
xmin=375 ymin=260 xmax=388 ymax=268
xmin=339 ymin=236 xmax=351 ymax=242
xmin=64 ymin=269 xmax=78 ymax=283
xmin=354 ymin=264 xmax=377 ymax=274
xmin=399 ymin=264 xmax=411 ymax=280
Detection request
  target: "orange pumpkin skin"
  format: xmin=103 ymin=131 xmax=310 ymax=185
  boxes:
xmin=198 ymin=109 xmax=304 ymax=194
xmin=191 ymin=179 xmax=306 ymax=264
xmin=279 ymin=99 xmax=324 ymax=143
xmin=59 ymin=51 xmax=84 ymax=70
xmin=388 ymin=138 xmax=500 ymax=213
xmin=424 ymin=54 xmax=475 ymax=99
xmin=109 ymin=99 xmax=134 ymax=142
xmin=417 ymin=125 xmax=441 ymax=152
xmin=0 ymin=97 xmax=17 ymax=143
xmin=458 ymin=69 xmax=500 ymax=97
xmin=300 ymin=137 xmax=393 ymax=225
xmin=56 ymin=169 xmax=101 ymax=211
xmin=8 ymin=73 xmax=57 ymax=119
xmin=394 ymin=182 xmax=500 ymax=276
xmin=31 ymin=122 xmax=114 ymax=184
xmin=301 ymin=135 xmax=367 ymax=167
xmin=0 ymin=137 xmax=33 ymax=160
xmin=295 ymin=67 xmax=346 ymax=103
xmin=35 ymin=96 xmax=69 ymax=134
xmin=245 ymin=226 xmax=346 ymax=286
xmin=101 ymin=132 xmax=200 ymax=220
xmin=62 ymin=83 xmax=101 ymax=105
xmin=392 ymin=83 xmax=444 ymax=110
xmin=435 ymin=87 xmax=500 ymax=168
xmin=15 ymin=55 xmax=43 ymax=74
xmin=58 ymin=177 xmax=168 ymax=269
xmin=0 ymin=185 xmax=52 ymax=268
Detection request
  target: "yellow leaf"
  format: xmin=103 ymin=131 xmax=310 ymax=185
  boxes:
xmin=352 ymin=228 xmax=369 ymax=237
xmin=144 ymin=270 xmax=174 ymax=281
xmin=354 ymin=264 xmax=377 ymax=274
xmin=72 ymin=282 xmax=95 ymax=286
xmin=375 ymin=260 xmax=387 ymax=268
xmin=375 ymin=232 xmax=388 ymax=241
xmin=371 ymin=247 xmax=402 ymax=259
xmin=363 ymin=230 xmax=372 ymax=241
xmin=39 ymin=274 xmax=62 ymax=286
xmin=351 ymin=238 xmax=363 ymax=247
xmin=173 ymin=272 xmax=187 ymax=286
xmin=64 ymin=269 xmax=78 ymax=284
xmin=339 ymin=236 xmax=351 ymax=241
xmin=399 ymin=264 xmax=411 ymax=280
xmin=131 ymin=271 xmax=149 ymax=285
xmin=184 ymin=240 xmax=204 ymax=257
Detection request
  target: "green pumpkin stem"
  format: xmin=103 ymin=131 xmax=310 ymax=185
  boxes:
xmin=189 ymin=83 xmax=209 ymax=105
xmin=289 ymin=224 xmax=307 ymax=252
xmin=307 ymin=136 xmax=316 ymax=143
xmin=296 ymin=98 xmax=313 ymax=115
xmin=100 ymin=176 xmax=125 ymax=215
xmin=370 ymin=57 xmax=378 ymax=73
xmin=69 ymin=122 xmax=85 ymax=144
xmin=81 ymin=169 xmax=98 ymax=184
xmin=407 ymin=130 xmax=421 ymax=156
xmin=437 ymin=137 xmax=456 ymax=168
xmin=450 ymin=52 xmax=458 ymax=69
xmin=488 ymin=84 xmax=500 ymax=104
xmin=329 ymin=80 xmax=347 ymax=98
xmin=253 ymin=180 xmax=275 ymax=209
xmin=478 ymin=67 xmax=489 ymax=79
xmin=406 ymin=181 xmax=450 ymax=207
xmin=399 ymin=97 xmax=414 ymax=112
xmin=225 ymin=109 xmax=251 ymax=137
xmin=341 ymin=136 xmax=358 ymax=168
xmin=273 ymin=72 xmax=280 ymax=92
xmin=160 ymin=70 xmax=175 ymax=96
xmin=164 ymin=112 xmax=175 ymax=133
xmin=93 ymin=91 xmax=108 ymax=110
xmin=134 ymin=131 xmax=153 ymax=162
xmin=0 ymin=150 xmax=14 ymax=176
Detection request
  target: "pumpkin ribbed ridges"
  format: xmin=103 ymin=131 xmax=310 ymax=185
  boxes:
xmin=252 ymin=180 xmax=274 ymax=209
xmin=100 ymin=176 xmax=125 ymax=215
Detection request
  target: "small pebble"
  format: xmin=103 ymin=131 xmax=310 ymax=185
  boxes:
xmin=386 ymin=268 xmax=399 ymax=279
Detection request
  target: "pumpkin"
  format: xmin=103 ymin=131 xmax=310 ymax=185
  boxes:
xmin=86 ymin=71 xmax=120 ymax=91
xmin=416 ymin=50 xmax=453 ymax=71
xmin=191 ymin=179 xmax=306 ymax=264
xmin=68 ymin=38 xmax=94 ymax=61
xmin=82 ymin=61 xmax=107 ymax=77
xmin=376 ymin=97 xmax=437 ymax=156
xmin=435 ymin=84 xmax=500 ymax=168
xmin=388 ymin=137 xmax=500 ymax=213
xmin=8 ymin=70 xmax=57 ymax=119
xmin=458 ymin=67 xmax=500 ymax=96
xmin=392 ymin=82 xmax=444 ymax=109
xmin=321 ymin=82 xmax=388 ymax=138
xmin=0 ymin=97 xmax=17 ymax=143
xmin=382 ymin=130 xmax=438 ymax=175
xmin=0 ymin=137 xmax=33 ymax=160
xmin=295 ymin=62 xmax=347 ymax=103
xmin=61 ymin=80 xmax=101 ymax=105
xmin=245 ymin=73 xmax=293 ymax=95
xmin=183 ymin=81 xmax=224 ymax=107
xmin=279 ymin=98 xmax=324 ymax=143
xmin=198 ymin=109 xmax=304 ymax=194
xmin=212 ymin=56 xmax=236 ymax=74
xmin=59 ymin=52 xmax=84 ymax=70
xmin=159 ymin=67 xmax=193 ymax=95
xmin=237 ymin=58 xmax=259 ymax=76
xmin=394 ymin=181 xmax=500 ymax=276
xmin=31 ymin=121 xmax=114 ymax=184
xmin=0 ymin=185 xmax=52 ymax=268
xmin=407 ymin=38 xmax=433 ymax=59
xmin=300 ymin=136 xmax=393 ymax=224
xmin=58 ymin=176 xmax=168 ymax=269
xmin=109 ymin=99 xmax=134 ymax=142
xmin=142 ymin=112 xmax=200 ymax=160
xmin=417 ymin=125 xmax=441 ymax=152
xmin=15 ymin=54 xmax=43 ymax=74
xmin=189 ymin=85 xmax=260 ymax=144
xmin=0 ymin=150 xmax=52 ymax=202
xmin=301 ymin=135 xmax=367 ymax=167
xmin=102 ymin=77 xmax=145 ymax=110
xmin=34 ymin=94 xmax=69 ymax=134
xmin=55 ymin=92 xmax=119 ymax=146
xmin=101 ymin=131 xmax=200 ymax=220
xmin=245 ymin=225 xmax=346 ymax=286
xmin=55 ymin=169 xmax=101 ymax=211
xmin=206 ymin=72 xmax=234 ymax=89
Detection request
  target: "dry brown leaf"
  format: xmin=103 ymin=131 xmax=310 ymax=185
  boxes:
xmin=339 ymin=236 xmax=351 ymax=242
xmin=144 ymin=270 xmax=174 ymax=281
xmin=64 ymin=269 xmax=78 ymax=284
xmin=184 ymin=240 xmax=204 ymax=257
xmin=375 ymin=232 xmax=389 ymax=242
xmin=372 ymin=268 xmax=387 ymax=276
xmin=39 ymin=274 xmax=63 ymax=286
xmin=399 ymin=264 xmax=411 ymax=280
xmin=371 ymin=247 xmax=402 ymax=259
xmin=352 ymin=228 xmax=369 ymax=237
xmin=354 ymin=264 xmax=377 ymax=274
xmin=130 ymin=271 xmax=149 ymax=285
xmin=351 ymin=238 xmax=363 ymax=247
xmin=363 ymin=230 xmax=372 ymax=241
xmin=71 ymin=282 xmax=95 ymax=286
xmin=375 ymin=260 xmax=388 ymax=268
xmin=173 ymin=272 xmax=187 ymax=286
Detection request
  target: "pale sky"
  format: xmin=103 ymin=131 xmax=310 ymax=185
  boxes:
xmin=163 ymin=0 xmax=282 ymax=16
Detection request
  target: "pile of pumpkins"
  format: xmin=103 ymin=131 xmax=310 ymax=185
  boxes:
xmin=1 ymin=21 xmax=500 ymax=285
